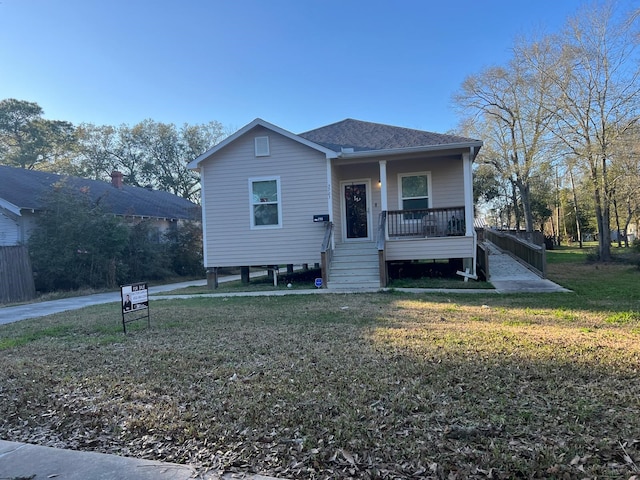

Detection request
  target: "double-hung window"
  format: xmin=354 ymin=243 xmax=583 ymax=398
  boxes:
xmin=249 ymin=177 xmax=281 ymax=228
xmin=399 ymin=172 xmax=430 ymax=220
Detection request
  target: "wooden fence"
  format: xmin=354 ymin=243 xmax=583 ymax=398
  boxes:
xmin=0 ymin=245 xmax=36 ymax=304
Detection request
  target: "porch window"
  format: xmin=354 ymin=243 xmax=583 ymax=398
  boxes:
xmin=399 ymin=173 xmax=430 ymax=219
xmin=249 ymin=177 xmax=281 ymax=228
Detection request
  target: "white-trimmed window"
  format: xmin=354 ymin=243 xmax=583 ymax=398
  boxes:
xmin=398 ymin=172 xmax=431 ymax=219
xmin=249 ymin=177 xmax=281 ymax=228
xmin=255 ymin=136 xmax=270 ymax=157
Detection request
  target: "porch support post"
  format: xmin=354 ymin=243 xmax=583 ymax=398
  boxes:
xmin=207 ymin=267 xmax=218 ymax=290
xmin=241 ymin=267 xmax=250 ymax=284
xmin=462 ymin=152 xmax=474 ymax=236
xmin=326 ymin=158 xmax=335 ymax=249
xmin=379 ymin=160 xmax=388 ymax=212
xmin=379 ymin=160 xmax=388 ymax=240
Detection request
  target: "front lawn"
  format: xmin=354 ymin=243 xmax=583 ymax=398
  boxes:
xmin=1 ymin=248 xmax=639 ymax=479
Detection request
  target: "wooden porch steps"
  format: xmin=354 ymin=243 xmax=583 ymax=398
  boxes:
xmin=327 ymin=242 xmax=380 ymax=290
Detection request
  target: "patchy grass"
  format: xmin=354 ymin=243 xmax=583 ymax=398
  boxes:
xmin=546 ymin=247 xmax=640 ymax=308
xmin=1 ymin=247 xmax=640 ymax=479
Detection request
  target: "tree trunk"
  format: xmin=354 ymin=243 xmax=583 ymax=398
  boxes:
xmin=600 ymin=156 xmax=613 ymax=260
xmin=624 ymin=198 xmax=633 ymax=248
xmin=516 ymin=180 xmax=535 ymax=234
xmin=592 ymin=169 xmax=611 ymax=261
xmin=569 ymin=167 xmax=583 ymax=248
xmin=511 ymin=182 xmax=521 ymax=232
xmin=613 ymin=196 xmax=622 ymax=248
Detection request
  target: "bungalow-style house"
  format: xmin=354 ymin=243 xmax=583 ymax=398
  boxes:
xmin=0 ymin=165 xmax=201 ymax=246
xmin=188 ymin=118 xmax=482 ymax=289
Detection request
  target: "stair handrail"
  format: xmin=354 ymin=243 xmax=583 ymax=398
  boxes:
xmin=320 ymin=222 xmax=334 ymax=288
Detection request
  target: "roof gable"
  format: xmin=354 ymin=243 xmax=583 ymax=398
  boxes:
xmin=188 ymin=118 xmax=338 ymax=169
xmin=0 ymin=165 xmax=200 ymax=221
xmin=299 ymin=118 xmax=481 ymax=152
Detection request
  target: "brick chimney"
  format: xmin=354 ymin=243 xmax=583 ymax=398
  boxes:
xmin=111 ymin=170 xmax=124 ymax=189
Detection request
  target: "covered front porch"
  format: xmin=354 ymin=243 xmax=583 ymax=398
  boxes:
xmin=321 ymin=148 xmax=478 ymax=288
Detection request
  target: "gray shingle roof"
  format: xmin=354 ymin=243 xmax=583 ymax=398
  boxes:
xmin=299 ymin=118 xmax=480 ymax=152
xmin=0 ymin=165 xmax=200 ymax=221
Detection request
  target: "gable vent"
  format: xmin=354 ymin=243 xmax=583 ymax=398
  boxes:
xmin=255 ymin=136 xmax=270 ymax=157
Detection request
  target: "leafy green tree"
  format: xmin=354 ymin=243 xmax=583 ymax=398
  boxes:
xmin=29 ymin=182 xmax=128 ymax=291
xmin=0 ymin=98 xmax=76 ymax=170
xmin=122 ymin=221 xmax=172 ymax=282
xmin=72 ymin=124 xmax=121 ymax=180
xmin=76 ymin=119 xmax=226 ymax=202
xmin=163 ymin=221 xmax=205 ymax=277
xmin=473 ymin=163 xmax=502 ymax=207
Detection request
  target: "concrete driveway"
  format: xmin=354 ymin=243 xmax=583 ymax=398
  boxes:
xmin=0 ymin=279 xmax=207 ymax=326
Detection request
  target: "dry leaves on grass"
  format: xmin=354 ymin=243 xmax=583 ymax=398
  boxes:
xmin=1 ymin=293 xmax=640 ymax=479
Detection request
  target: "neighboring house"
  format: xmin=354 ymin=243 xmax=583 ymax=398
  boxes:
xmin=188 ymin=118 xmax=482 ymax=288
xmin=0 ymin=165 xmax=201 ymax=246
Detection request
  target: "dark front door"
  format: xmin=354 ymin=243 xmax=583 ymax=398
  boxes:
xmin=344 ymin=182 xmax=369 ymax=239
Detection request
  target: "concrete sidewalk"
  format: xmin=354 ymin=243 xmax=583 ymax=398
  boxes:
xmin=0 ymin=439 xmax=198 ymax=480
xmin=0 ymin=440 xmax=283 ymax=480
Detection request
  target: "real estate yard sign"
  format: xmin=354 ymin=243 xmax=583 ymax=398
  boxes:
xmin=120 ymin=282 xmax=150 ymax=333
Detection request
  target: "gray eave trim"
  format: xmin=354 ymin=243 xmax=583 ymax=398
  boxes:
xmin=188 ymin=118 xmax=339 ymax=169
xmin=337 ymin=141 xmax=483 ymax=159
xmin=0 ymin=198 xmax=22 ymax=216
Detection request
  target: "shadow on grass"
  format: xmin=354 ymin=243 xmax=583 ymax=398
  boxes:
xmin=0 ymin=293 xmax=638 ymax=478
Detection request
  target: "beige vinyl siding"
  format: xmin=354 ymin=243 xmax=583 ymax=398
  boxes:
xmin=386 ymin=157 xmax=464 ymax=210
xmin=386 ymin=236 xmax=474 ymax=261
xmin=201 ymin=126 xmax=328 ymax=267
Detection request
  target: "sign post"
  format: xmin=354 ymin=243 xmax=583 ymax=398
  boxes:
xmin=120 ymin=282 xmax=150 ymax=333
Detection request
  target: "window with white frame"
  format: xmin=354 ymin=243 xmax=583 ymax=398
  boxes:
xmin=249 ymin=177 xmax=281 ymax=228
xmin=399 ymin=173 xmax=430 ymax=219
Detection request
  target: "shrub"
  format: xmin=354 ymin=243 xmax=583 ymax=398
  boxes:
xmin=29 ymin=182 xmax=128 ymax=291
xmin=29 ymin=184 xmax=204 ymax=293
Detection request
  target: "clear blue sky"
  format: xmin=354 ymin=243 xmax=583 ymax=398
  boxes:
xmin=1 ymin=0 xmax=591 ymax=135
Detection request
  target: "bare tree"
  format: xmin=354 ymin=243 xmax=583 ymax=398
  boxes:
xmin=455 ymin=38 xmax=557 ymax=234
xmin=609 ymin=127 xmax=640 ymax=246
xmin=535 ymin=3 xmax=640 ymax=260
